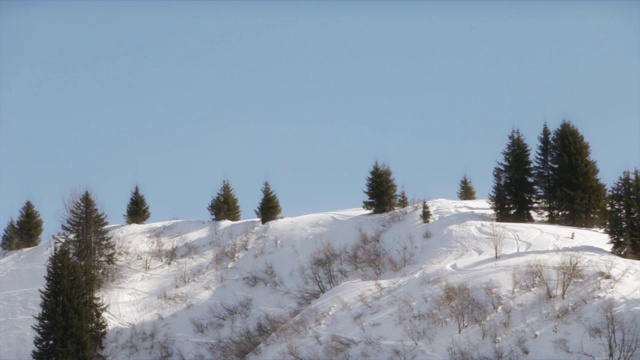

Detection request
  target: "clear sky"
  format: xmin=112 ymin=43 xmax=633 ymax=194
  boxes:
xmin=1 ymin=1 xmax=639 ymax=241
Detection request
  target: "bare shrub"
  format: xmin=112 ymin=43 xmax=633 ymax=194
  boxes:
xmin=394 ymin=234 xmax=420 ymax=269
xmin=485 ymin=223 xmax=505 ymax=260
xmin=243 ymin=262 xmax=283 ymax=288
xmin=555 ymin=253 xmax=583 ymax=300
xmin=208 ymin=313 xmax=290 ymax=359
xmin=423 ymin=230 xmax=433 ymax=240
xmin=323 ymin=334 xmax=358 ymax=359
xmin=296 ymin=243 xmax=348 ymax=305
xmin=483 ymin=281 xmax=503 ymax=312
xmin=213 ymin=233 xmax=251 ymax=267
xmin=345 ymin=229 xmax=391 ymax=278
xmin=587 ymin=299 xmax=640 ymax=360
xmin=436 ymin=283 xmax=488 ymax=334
xmin=395 ymin=296 xmax=433 ymax=345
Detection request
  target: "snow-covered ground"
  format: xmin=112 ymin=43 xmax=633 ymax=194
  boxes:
xmin=1 ymin=199 xmax=638 ymax=359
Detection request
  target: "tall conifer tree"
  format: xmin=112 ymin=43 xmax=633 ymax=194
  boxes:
xmin=548 ymin=121 xmax=606 ymax=227
xmin=62 ymin=191 xmax=115 ymax=290
xmin=124 ymin=185 xmax=151 ymax=225
xmin=363 ymin=161 xmax=398 ymax=214
xmin=208 ymin=180 xmax=241 ymax=221
xmin=1 ymin=219 xmax=18 ymax=251
xmin=255 ymin=181 xmax=282 ymax=225
xmin=15 ymin=200 xmax=43 ymax=248
xmin=32 ymin=241 xmax=107 ymax=360
xmin=606 ymin=170 xmax=640 ymax=259
xmin=489 ymin=129 xmax=535 ymax=222
xmin=534 ymin=122 xmax=553 ymax=216
xmin=421 ymin=201 xmax=432 ymax=223
xmin=457 ymin=175 xmax=477 ymax=200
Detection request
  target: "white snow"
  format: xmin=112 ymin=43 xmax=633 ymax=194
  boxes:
xmin=1 ymin=199 xmax=638 ymax=359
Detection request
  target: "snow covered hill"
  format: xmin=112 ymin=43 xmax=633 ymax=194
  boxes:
xmin=1 ymin=199 xmax=638 ymax=359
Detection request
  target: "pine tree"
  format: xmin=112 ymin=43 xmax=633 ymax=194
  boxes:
xmin=124 ymin=185 xmax=150 ymax=225
xmin=548 ymin=121 xmax=606 ymax=227
xmin=15 ymin=200 xmax=44 ymax=248
xmin=32 ymin=241 xmax=107 ymax=360
xmin=1 ymin=219 xmax=18 ymax=251
xmin=534 ymin=122 xmax=553 ymax=216
xmin=457 ymin=175 xmax=477 ymax=200
xmin=421 ymin=201 xmax=432 ymax=223
xmin=489 ymin=129 xmax=535 ymax=223
xmin=606 ymin=170 xmax=640 ymax=260
xmin=62 ymin=191 xmax=115 ymax=290
xmin=255 ymin=181 xmax=282 ymax=225
xmin=397 ymin=189 xmax=409 ymax=208
xmin=363 ymin=161 xmax=398 ymax=214
xmin=208 ymin=180 xmax=241 ymax=221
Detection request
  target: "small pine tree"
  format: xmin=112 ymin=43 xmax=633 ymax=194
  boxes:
xmin=1 ymin=219 xmax=18 ymax=251
xmin=208 ymin=180 xmax=241 ymax=221
xmin=397 ymin=189 xmax=409 ymax=208
xmin=489 ymin=129 xmax=535 ymax=223
xmin=124 ymin=185 xmax=151 ymax=225
xmin=363 ymin=161 xmax=398 ymax=214
xmin=606 ymin=170 xmax=640 ymax=260
xmin=421 ymin=201 xmax=432 ymax=223
xmin=62 ymin=191 xmax=115 ymax=290
xmin=534 ymin=122 xmax=553 ymax=215
xmin=548 ymin=121 xmax=606 ymax=227
xmin=15 ymin=200 xmax=43 ymax=248
xmin=457 ymin=175 xmax=477 ymax=200
xmin=32 ymin=241 xmax=107 ymax=360
xmin=255 ymin=181 xmax=282 ymax=225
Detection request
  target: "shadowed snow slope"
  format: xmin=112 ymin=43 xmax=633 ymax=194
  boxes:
xmin=1 ymin=199 xmax=638 ymax=359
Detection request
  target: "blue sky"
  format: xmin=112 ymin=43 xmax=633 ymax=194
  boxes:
xmin=1 ymin=1 xmax=639 ymax=241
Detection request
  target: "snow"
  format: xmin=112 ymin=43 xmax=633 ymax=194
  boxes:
xmin=1 ymin=199 xmax=638 ymax=359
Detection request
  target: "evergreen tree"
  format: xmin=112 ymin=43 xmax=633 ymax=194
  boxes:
xmin=457 ymin=175 xmax=477 ymax=200
xmin=15 ymin=200 xmax=43 ymax=248
xmin=548 ymin=121 xmax=606 ymax=227
xmin=32 ymin=241 xmax=107 ymax=360
xmin=363 ymin=161 xmax=398 ymax=214
xmin=62 ymin=191 xmax=115 ymax=290
xmin=124 ymin=185 xmax=150 ymax=225
xmin=421 ymin=201 xmax=432 ymax=223
xmin=397 ymin=189 xmax=409 ymax=208
xmin=534 ymin=122 xmax=553 ymax=215
xmin=489 ymin=129 xmax=536 ymax=222
xmin=606 ymin=170 xmax=640 ymax=260
xmin=255 ymin=181 xmax=282 ymax=225
xmin=1 ymin=219 xmax=18 ymax=251
xmin=208 ymin=180 xmax=241 ymax=221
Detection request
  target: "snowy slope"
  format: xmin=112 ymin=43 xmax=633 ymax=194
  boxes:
xmin=1 ymin=199 xmax=638 ymax=359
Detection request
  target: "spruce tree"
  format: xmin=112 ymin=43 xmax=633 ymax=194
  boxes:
xmin=421 ymin=201 xmax=432 ymax=223
xmin=62 ymin=191 xmax=115 ymax=290
xmin=255 ymin=181 xmax=282 ymax=225
xmin=32 ymin=241 xmax=107 ymax=360
xmin=363 ymin=161 xmax=398 ymax=214
xmin=15 ymin=200 xmax=43 ymax=248
xmin=534 ymin=122 xmax=553 ymax=216
xmin=489 ymin=129 xmax=535 ymax=222
xmin=124 ymin=185 xmax=150 ymax=225
xmin=397 ymin=189 xmax=409 ymax=208
xmin=208 ymin=180 xmax=241 ymax=221
xmin=1 ymin=219 xmax=18 ymax=251
xmin=548 ymin=121 xmax=606 ymax=227
xmin=457 ymin=175 xmax=477 ymax=200
xmin=606 ymin=170 xmax=640 ymax=260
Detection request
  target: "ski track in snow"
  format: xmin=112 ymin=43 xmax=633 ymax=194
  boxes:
xmin=0 ymin=199 xmax=637 ymax=360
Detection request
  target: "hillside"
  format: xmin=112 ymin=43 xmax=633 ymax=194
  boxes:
xmin=1 ymin=199 xmax=638 ymax=359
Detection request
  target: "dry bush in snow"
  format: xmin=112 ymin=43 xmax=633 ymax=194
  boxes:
xmin=586 ymin=299 xmax=640 ymax=360
xmin=435 ymin=283 xmax=488 ymax=334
